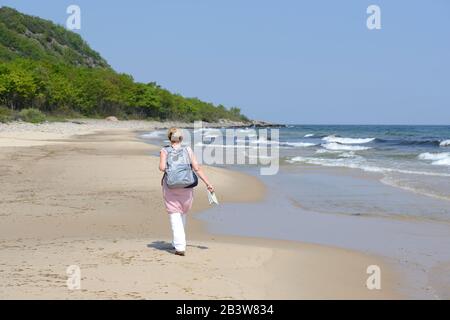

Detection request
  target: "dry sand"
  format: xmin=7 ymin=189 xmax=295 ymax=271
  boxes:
xmin=0 ymin=124 xmax=403 ymax=299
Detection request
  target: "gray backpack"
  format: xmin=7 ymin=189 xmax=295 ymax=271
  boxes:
xmin=164 ymin=146 xmax=198 ymax=189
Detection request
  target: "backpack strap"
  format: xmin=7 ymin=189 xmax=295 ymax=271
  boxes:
xmin=163 ymin=145 xmax=172 ymax=153
xmin=164 ymin=145 xmax=188 ymax=155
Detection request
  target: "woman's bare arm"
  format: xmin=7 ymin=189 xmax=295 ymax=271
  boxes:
xmin=190 ymin=150 xmax=214 ymax=192
xmin=159 ymin=150 xmax=167 ymax=172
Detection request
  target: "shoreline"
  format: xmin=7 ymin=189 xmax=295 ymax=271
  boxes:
xmin=0 ymin=123 xmax=403 ymax=299
xmin=0 ymin=118 xmax=285 ymax=148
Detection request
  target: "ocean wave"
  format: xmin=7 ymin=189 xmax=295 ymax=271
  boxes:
xmin=398 ymin=139 xmax=441 ymax=146
xmin=195 ymin=142 xmax=258 ymax=149
xmin=374 ymin=138 xmax=441 ymax=147
xmin=140 ymin=131 xmax=165 ymax=138
xmin=314 ymin=149 xmax=358 ymax=158
xmin=235 ymin=138 xmax=279 ymax=145
xmin=287 ymin=156 xmax=450 ymax=177
xmin=287 ymin=156 xmax=363 ymax=168
xmin=281 ymin=142 xmax=316 ymax=147
xmin=418 ymin=152 xmax=450 ymax=166
xmin=338 ymin=151 xmax=358 ymax=158
xmin=322 ymin=136 xmax=375 ymax=144
xmin=440 ymin=140 xmax=450 ymax=147
xmin=244 ymin=138 xmax=316 ymax=148
xmin=322 ymin=142 xmax=371 ymax=151
xmin=315 ymin=149 xmax=341 ymax=154
xmin=321 ymin=136 xmax=445 ymax=148
xmin=304 ymin=134 xmax=315 ymax=138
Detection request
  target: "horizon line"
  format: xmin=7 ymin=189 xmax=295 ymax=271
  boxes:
xmin=275 ymin=123 xmax=450 ymax=126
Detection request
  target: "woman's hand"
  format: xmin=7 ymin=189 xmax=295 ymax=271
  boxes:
xmin=207 ymin=184 xmax=215 ymax=193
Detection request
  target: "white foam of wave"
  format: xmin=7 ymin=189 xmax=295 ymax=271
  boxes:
xmin=304 ymin=134 xmax=315 ymax=138
xmin=235 ymin=138 xmax=279 ymax=145
xmin=282 ymin=142 xmax=316 ymax=147
xmin=322 ymin=142 xmax=371 ymax=151
xmin=195 ymin=142 xmax=258 ymax=149
xmin=440 ymin=140 xmax=450 ymax=147
xmin=140 ymin=131 xmax=165 ymax=138
xmin=338 ymin=151 xmax=358 ymax=158
xmin=418 ymin=152 xmax=450 ymax=166
xmin=315 ymin=149 xmax=341 ymax=154
xmin=287 ymin=156 xmax=450 ymax=177
xmin=315 ymin=149 xmax=359 ymax=158
xmin=254 ymin=139 xmax=317 ymax=148
xmin=418 ymin=152 xmax=450 ymax=161
xmin=434 ymin=159 xmax=450 ymax=166
xmin=323 ymin=136 xmax=375 ymax=144
xmin=287 ymin=156 xmax=362 ymax=168
xmin=380 ymin=176 xmax=450 ymax=202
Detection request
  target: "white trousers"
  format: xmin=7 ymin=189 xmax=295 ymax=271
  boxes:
xmin=169 ymin=212 xmax=187 ymax=252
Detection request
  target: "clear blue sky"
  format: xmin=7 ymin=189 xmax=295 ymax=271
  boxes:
xmin=2 ymin=0 xmax=449 ymax=124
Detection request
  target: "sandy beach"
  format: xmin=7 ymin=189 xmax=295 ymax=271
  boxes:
xmin=0 ymin=121 xmax=401 ymax=299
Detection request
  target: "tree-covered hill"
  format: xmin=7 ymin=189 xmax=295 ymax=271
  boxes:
xmin=0 ymin=6 xmax=108 ymax=68
xmin=0 ymin=6 xmax=248 ymax=122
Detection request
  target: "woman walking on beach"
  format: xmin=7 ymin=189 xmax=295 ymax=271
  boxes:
xmin=159 ymin=128 xmax=214 ymax=256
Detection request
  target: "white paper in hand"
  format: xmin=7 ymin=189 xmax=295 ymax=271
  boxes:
xmin=207 ymin=191 xmax=219 ymax=205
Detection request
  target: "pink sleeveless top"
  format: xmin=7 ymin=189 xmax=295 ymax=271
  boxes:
xmin=161 ymin=146 xmax=194 ymax=214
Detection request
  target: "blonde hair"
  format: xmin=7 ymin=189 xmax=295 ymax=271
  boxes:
xmin=168 ymin=127 xmax=183 ymax=142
